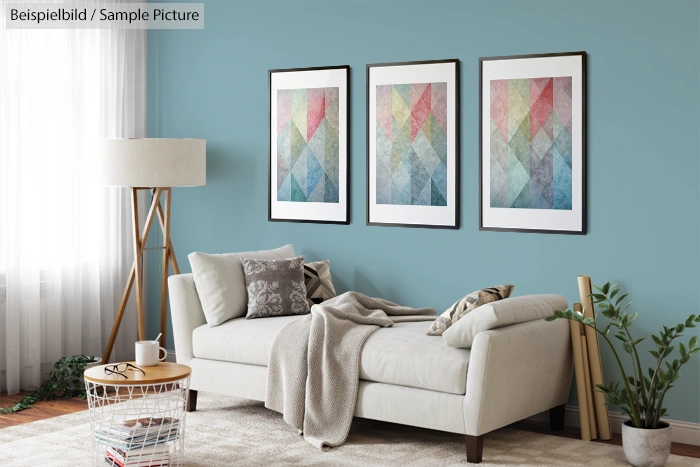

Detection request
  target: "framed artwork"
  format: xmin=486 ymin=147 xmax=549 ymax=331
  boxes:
xmin=366 ymin=59 xmax=460 ymax=229
xmin=480 ymin=51 xmax=587 ymax=234
xmin=268 ymin=65 xmax=349 ymax=224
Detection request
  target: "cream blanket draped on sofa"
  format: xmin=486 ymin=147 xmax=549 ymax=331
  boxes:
xmin=265 ymin=292 xmax=437 ymax=450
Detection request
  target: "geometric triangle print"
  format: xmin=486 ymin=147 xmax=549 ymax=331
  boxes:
xmin=377 ymin=82 xmax=448 ymax=206
xmin=277 ymin=86 xmax=340 ymax=204
xmin=490 ymin=77 xmax=572 ymax=210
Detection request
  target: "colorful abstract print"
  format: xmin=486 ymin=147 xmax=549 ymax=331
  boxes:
xmin=277 ymin=87 xmax=340 ymax=203
xmin=490 ymin=77 xmax=572 ymax=210
xmin=376 ymin=82 xmax=448 ymax=206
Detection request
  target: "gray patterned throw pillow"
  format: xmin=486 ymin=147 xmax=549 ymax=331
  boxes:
xmin=240 ymin=255 xmax=311 ymax=319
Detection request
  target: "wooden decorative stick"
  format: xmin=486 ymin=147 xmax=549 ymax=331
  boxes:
xmin=569 ymin=309 xmax=591 ymax=441
xmin=578 ymin=275 xmax=612 ymax=440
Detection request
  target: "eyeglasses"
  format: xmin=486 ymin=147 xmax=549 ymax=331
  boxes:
xmin=104 ymin=363 xmax=145 ymax=379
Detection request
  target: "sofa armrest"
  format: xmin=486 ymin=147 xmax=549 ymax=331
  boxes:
xmin=168 ymin=273 xmax=207 ymax=365
xmin=463 ymin=318 xmax=572 ymax=436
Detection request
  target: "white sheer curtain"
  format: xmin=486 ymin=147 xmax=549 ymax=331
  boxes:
xmin=0 ymin=0 xmax=145 ymax=394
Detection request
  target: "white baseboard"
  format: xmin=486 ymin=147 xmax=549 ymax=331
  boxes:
xmin=528 ymin=406 xmax=700 ymax=446
xmin=166 ymin=350 xmax=177 ymax=363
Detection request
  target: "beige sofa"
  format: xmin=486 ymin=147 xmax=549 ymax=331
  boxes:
xmin=169 ymin=273 xmax=572 ymax=463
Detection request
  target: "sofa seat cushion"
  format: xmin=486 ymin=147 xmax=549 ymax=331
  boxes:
xmin=192 ymin=315 xmax=301 ymax=366
xmin=360 ymin=321 xmax=470 ymax=395
xmin=192 ymin=317 xmax=470 ymax=395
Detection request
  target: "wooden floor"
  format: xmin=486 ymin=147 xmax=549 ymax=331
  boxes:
xmin=2 ymin=391 xmax=699 ymax=459
xmin=0 ymin=391 xmax=87 ymax=428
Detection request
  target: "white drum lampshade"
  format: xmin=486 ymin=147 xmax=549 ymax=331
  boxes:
xmin=102 ymin=138 xmax=206 ymax=187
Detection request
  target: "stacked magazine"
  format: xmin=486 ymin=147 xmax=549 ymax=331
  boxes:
xmin=97 ymin=417 xmax=179 ymax=467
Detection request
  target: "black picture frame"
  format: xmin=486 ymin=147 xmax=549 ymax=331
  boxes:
xmin=366 ymin=59 xmax=460 ymax=229
xmin=268 ymin=65 xmax=350 ymax=225
xmin=479 ymin=51 xmax=587 ymax=235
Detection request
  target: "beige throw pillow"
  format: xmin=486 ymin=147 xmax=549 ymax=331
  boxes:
xmin=442 ymin=294 xmax=568 ymax=348
xmin=426 ymin=285 xmax=514 ymax=336
xmin=188 ymin=244 xmax=296 ymax=326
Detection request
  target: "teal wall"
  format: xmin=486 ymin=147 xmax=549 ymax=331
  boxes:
xmin=147 ymin=0 xmax=700 ymax=423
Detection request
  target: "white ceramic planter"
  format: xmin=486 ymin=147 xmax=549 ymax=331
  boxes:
xmin=622 ymin=421 xmax=672 ymax=467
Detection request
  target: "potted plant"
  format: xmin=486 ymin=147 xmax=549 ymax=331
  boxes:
xmin=1 ymin=355 xmax=101 ymax=414
xmin=546 ymin=282 xmax=700 ymax=467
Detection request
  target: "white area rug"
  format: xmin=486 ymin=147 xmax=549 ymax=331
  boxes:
xmin=1 ymin=392 xmax=698 ymax=466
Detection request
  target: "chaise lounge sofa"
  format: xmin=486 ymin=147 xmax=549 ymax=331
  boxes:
xmin=169 ymin=272 xmax=573 ymax=463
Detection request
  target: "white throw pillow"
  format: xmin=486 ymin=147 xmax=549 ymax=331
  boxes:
xmin=442 ymin=294 xmax=568 ymax=348
xmin=188 ymin=244 xmax=296 ymax=326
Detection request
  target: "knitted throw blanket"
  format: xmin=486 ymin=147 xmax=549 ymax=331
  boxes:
xmin=264 ymin=291 xmax=437 ymax=450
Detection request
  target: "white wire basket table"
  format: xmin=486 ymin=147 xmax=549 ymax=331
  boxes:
xmin=84 ymin=362 xmax=192 ymax=467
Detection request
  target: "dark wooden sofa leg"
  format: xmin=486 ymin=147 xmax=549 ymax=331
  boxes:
xmin=465 ymin=434 xmax=483 ymax=464
xmin=549 ymin=403 xmax=566 ymax=431
xmin=186 ymin=389 xmax=198 ymax=412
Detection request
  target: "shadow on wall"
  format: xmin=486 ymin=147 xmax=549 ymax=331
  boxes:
xmin=353 ymin=269 xmax=394 ymax=302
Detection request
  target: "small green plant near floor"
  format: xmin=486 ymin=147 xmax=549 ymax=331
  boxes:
xmin=546 ymin=282 xmax=700 ymax=429
xmin=1 ymin=355 xmax=98 ymax=414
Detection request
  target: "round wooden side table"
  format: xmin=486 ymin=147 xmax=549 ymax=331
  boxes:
xmin=84 ymin=362 xmax=192 ymax=467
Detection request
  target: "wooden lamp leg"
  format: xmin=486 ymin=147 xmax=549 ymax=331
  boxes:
xmin=103 ymin=188 xmax=163 ymax=363
xmin=132 ymin=188 xmax=146 ymax=341
xmin=159 ymin=188 xmax=172 ymax=349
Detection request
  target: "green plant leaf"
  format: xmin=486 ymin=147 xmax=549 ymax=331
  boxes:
xmin=603 ymin=323 xmax=613 ymax=335
xmin=679 ymin=342 xmax=687 ymax=358
xmin=602 ymin=282 xmax=611 ymax=294
xmin=601 ymin=309 xmax=615 ymax=319
xmin=688 ymin=336 xmax=697 ymax=350
xmin=610 ymin=288 xmax=620 ymax=300
xmin=663 ymin=346 xmax=675 ymax=358
xmin=689 ymin=348 xmax=700 ymax=356
xmin=545 ymin=316 xmax=557 ymax=322
xmin=650 ymin=350 xmax=660 ymax=359
xmin=615 ymin=293 xmax=628 ymax=306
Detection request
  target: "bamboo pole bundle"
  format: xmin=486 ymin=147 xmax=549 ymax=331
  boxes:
xmin=569 ymin=311 xmax=592 ymax=441
xmin=578 ymin=275 xmax=612 ymax=440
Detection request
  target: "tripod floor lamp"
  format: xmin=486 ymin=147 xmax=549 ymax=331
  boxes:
xmin=102 ymin=138 xmax=206 ymax=363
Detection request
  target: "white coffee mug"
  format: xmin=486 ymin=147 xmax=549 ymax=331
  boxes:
xmin=135 ymin=340 xmax=167 ymax=367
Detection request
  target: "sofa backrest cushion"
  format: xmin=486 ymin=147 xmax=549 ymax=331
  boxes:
xmin=188 ymin=244 xmax=296 ymax=326
xmin=442 ymin=294 xmax=568 ymax=348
